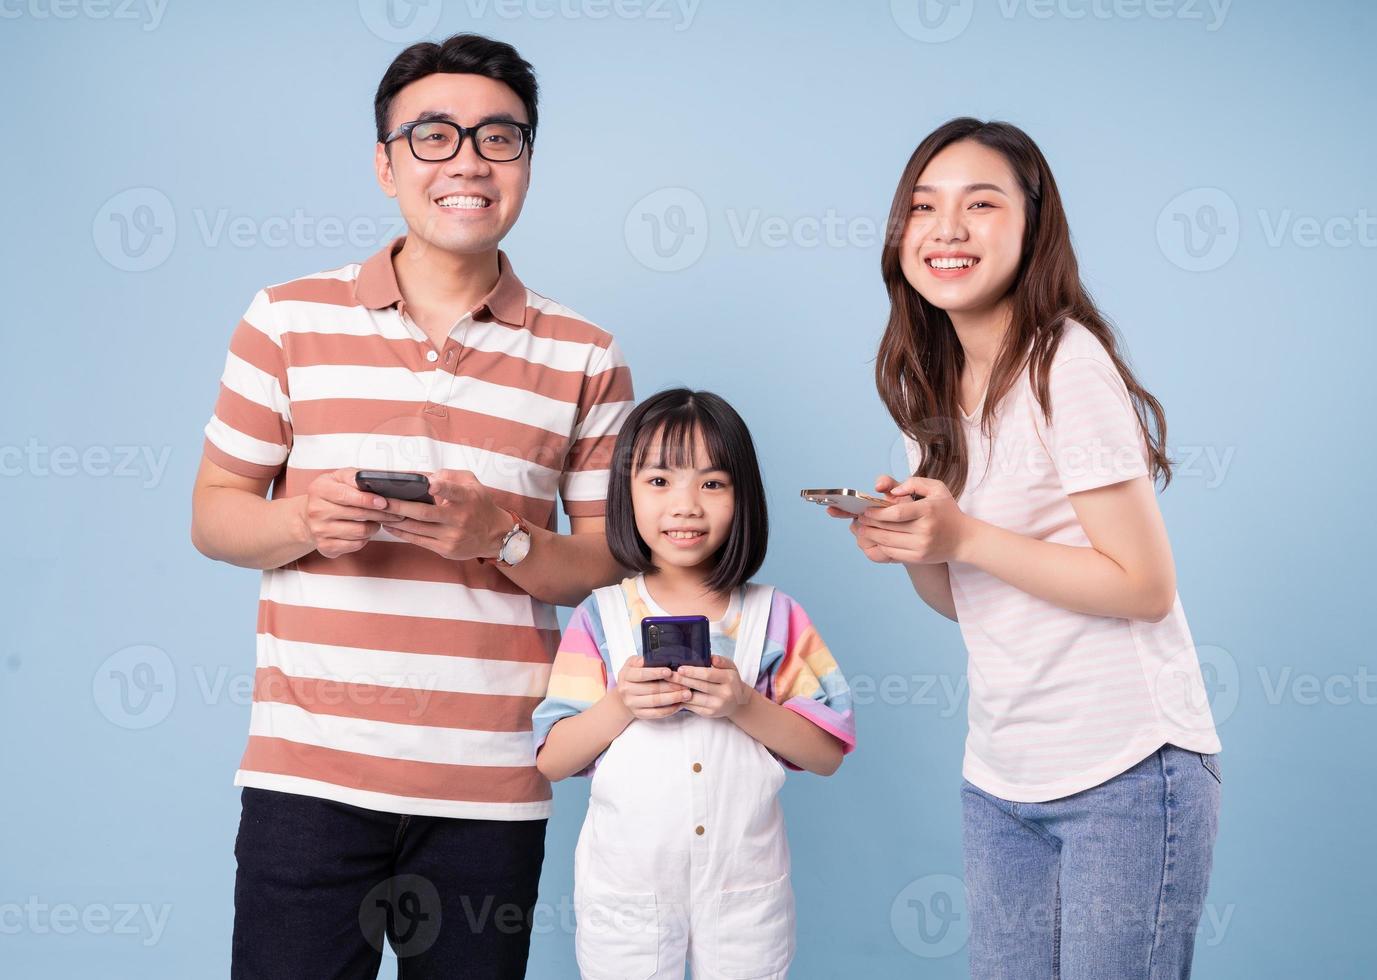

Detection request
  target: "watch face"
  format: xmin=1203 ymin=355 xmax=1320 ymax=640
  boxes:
xmin=503 ymin=529 xmax=532 ymax=565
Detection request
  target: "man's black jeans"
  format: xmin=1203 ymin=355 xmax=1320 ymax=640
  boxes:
xmin=231 ymin=787 xmax=547 ymax=979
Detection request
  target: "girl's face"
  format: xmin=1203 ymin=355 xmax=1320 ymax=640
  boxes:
xmin=631 ymin=426 xmax=735 ymax=579
xmin=898 ymin=139 xmax=1027 ymax=317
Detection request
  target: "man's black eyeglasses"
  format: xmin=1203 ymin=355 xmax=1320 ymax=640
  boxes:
xmin=382 ymin=118 xmax=533 ymax=163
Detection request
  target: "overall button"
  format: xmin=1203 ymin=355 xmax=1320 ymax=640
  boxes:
xmin=692 ymin=763 xmax=702 ymax=773
xmin=425 ymin=350 xmax=438 ymax=362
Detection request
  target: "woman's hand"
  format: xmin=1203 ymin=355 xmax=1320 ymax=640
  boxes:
xmin=615 ymin=656 xmax=690 ymax=720
xmin=825 ymin=475 xmax=917 ymax=563
xmin=825 ymin=476 xmax=896 ymax=564
xmin=673 ymin=656 xmax=753 ymax=719
xmin=829 ymin=474 xmax=974 ymax=565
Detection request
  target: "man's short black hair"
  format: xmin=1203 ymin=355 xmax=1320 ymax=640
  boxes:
xmin=374 ymin=33 xmax=539 ymax=147
xmin=606 ymin=389 xmax=769 ymax=594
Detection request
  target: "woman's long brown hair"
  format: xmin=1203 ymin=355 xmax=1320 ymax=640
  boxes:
xmin=876 ymin=117 xmax=1172 ymax=497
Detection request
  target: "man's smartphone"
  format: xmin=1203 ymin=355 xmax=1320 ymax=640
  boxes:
xmin=356 ymin=470 xmax=434 ymax=504
xmin=800 ymin=488 xmax=894 ymax=515
xmin=641 ymin=615 xmax=712 ymax=671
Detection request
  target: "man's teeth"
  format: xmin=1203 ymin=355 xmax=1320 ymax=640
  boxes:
xmin=436 ymin=195 xmax=490 ymax=209
xmin=666 ymin=530 xmax=704 ymax=540
xmin=929 ymin=256 xmax=977 ymax=269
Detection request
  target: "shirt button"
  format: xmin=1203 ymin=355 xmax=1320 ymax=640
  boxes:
xmin=692 ymin=763 xmax=702 ymax=773
xmin=694 ymin=825 xmax=705 ymax=836
xmin=425 ymin=350 xmax=438 ymax=362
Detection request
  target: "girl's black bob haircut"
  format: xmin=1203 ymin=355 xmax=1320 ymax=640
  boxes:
xmin=606 ymin=388 xmax=768 ymax=594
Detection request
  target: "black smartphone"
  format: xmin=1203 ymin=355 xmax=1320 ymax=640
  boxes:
xmin=641 ymin=615 xmax=712 ymax=671
xmin=356 ymin=470 xmax=434 ymax=504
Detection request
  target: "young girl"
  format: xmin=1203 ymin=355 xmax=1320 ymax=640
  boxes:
xmin=534 ymin=388 xmax=855 ymax=980
xmin=835 ymin=117 xmax=1221 ymax=978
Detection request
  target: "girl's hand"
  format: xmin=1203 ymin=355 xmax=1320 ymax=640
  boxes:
xmin=855 ymin=475 xmax=973 ymax=565
xmin=674 ymin=656 xmax=753 ymax=719
xmin=615 ymin=656 xmax=691 ymax=720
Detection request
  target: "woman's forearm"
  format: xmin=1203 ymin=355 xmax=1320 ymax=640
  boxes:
xmin=535 ymin=692 xmax=634 ymax=781
xmin=731 ymin=690 xmax=844 ymax=776
xmin=956 ymin=518 xmax=1174 ymax=622
xmin=903 ymin=561 xmax=958 ymax=621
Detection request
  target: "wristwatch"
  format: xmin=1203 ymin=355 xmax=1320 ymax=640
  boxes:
xmin=493 ymin=510 xmax=532 ymax=567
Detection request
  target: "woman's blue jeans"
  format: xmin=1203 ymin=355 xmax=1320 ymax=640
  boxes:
xmin=961 ymin=742 xmax=1222 ymax=979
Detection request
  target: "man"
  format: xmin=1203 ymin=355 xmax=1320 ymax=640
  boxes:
xmin=191 ymin=34 xmax=633 ymax=978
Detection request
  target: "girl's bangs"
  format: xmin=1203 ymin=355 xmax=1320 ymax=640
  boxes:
xmin=631 ymin=409 xmax=730 ymax=474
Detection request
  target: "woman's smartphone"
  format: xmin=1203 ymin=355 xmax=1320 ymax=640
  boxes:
xmin=800 ymin=488 xmax=893 ymax=515
xmin=356 ymin=470 xmax=434 ymax=504
xmin=641 ymin=616 xmax=712 ymax=671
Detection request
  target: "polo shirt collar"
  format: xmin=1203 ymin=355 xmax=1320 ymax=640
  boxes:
xmin=354 ymin=235 xmax=526 ymax=328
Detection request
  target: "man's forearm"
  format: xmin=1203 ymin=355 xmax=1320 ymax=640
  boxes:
xmin=192 ymin=487 xmax=315 ymax=570
xmin=495 ymin=524 xmax=627 ymax=606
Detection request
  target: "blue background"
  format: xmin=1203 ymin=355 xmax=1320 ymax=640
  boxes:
xmin=3 ymin=0 xmax=1373 ymax=976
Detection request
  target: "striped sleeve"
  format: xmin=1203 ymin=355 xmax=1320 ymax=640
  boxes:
xmin=560 ymin=338 xmax=634 ymax=518
xmin=531 ymin=600 xmax=614 ymax=776
xmin=756 ymin=591 xmax=856 ymax=770
xmin=202 ymin=289 xmax=293 ymax=479
xmin=1040 ymin=355 xmax=1150 ymax=495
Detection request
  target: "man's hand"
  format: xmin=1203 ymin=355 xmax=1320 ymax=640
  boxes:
xmin=379 ymin=469 xmax=512 ymax=561
xmin=674 ymin=656 xmax=753 ymax=719
xmin=300 ymin=468 xmax=403 ymax=559
xmin=615 ymin=656 xmax=691 ymax=720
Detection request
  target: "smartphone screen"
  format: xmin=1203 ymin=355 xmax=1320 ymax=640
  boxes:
xmin=356 ymin=470 xmax=434 ymax=504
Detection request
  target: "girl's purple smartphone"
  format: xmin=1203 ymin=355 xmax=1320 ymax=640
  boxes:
xmin=641 ymin=615 xmax=711 ymax=671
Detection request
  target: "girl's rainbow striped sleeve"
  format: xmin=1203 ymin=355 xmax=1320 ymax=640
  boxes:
xmin=757 ymin=591 xmax=857 ymax=769
xmin=531 ymin=600 xmax=612 ymax=768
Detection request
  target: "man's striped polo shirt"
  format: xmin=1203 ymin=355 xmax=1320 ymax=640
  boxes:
xmin=203 ymin=236 xmax=634 ymax=819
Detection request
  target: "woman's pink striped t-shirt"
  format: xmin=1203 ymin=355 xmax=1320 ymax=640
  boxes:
xmin=904 ymin=320 xmax=1221 ymax=802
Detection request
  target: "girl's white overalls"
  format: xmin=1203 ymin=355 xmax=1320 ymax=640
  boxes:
xmin=573 ymin=580 xmax=795 ymax=980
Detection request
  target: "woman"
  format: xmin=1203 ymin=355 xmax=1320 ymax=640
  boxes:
xmin=833 ymin=118 xmax=1221 ymax=979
